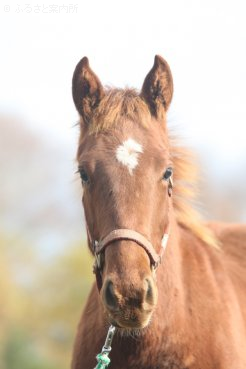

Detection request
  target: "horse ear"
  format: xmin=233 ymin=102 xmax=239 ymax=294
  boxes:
xmin=141 ymin=55 xmax=173 ymax=118
xmin=72 ymin=57 xmax=104 ymax=124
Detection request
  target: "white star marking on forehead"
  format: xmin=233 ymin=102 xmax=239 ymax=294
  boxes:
xmin=116 ymin=138 xmax=143 ymax=175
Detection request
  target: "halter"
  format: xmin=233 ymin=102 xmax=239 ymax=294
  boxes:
xmin=86 ymin=177 xmax=173 ymax=291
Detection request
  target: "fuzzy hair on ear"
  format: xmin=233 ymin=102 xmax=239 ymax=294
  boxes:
xmin=72 ymin=57 xmax=104 ymax=124
xmin=141 ymin=55 xmax=173 ymax=119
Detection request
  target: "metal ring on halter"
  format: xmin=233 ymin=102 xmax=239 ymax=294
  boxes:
xmin=102 ymin=325 xmax=116 ymax=354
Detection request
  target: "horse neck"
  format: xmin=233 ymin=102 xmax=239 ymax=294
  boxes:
xmin=150 ymin=216 xmax=188 ymax=338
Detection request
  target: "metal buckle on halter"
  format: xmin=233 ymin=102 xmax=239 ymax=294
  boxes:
xmin=93 ymin=240 xmax=101 ymax=270
xmin=95 ymin=253 xmax=101 ymax=270
xmin=151 ymin=255 xmax=162 ymax=272
xmin=151 ymin=232 xmax=169 ymax=272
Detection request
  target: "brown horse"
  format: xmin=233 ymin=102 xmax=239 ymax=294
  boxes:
xmin=71 ymin=55 xmax=246 ymax=369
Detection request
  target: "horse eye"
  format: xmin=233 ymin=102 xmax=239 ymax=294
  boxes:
xmin=79 ymin=168 xmax=89 ymax=184
xmin=163 ymin=167 xmax=173 ymax=181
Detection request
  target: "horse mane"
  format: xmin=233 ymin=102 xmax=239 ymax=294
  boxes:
xmin=86 ymin=88 xmax=219 ymax=248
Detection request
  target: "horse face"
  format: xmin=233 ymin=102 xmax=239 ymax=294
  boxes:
xmin=73 ymin=56 xmax=173 ymax=329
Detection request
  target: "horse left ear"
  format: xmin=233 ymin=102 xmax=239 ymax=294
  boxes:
xmin=141 ymin=55 xmax=173 ymax=118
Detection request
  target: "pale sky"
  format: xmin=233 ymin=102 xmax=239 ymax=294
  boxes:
xmin=0 ymin=0 xmax=246 ymax=257
xmin=0 ymin=0 xmax=246 ymax=178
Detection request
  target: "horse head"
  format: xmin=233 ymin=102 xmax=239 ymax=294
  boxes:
xmin=73 ymin=55 xmax=173 ymax=329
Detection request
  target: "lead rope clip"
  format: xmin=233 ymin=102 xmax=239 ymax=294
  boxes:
xmin=94 ymin=325 xmax=116 ymax=369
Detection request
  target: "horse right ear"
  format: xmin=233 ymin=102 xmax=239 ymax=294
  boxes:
xmin=141 ymin=55 xmax=173 ymax=118
xmin=72 ymin=57 xmax=104 ymax=124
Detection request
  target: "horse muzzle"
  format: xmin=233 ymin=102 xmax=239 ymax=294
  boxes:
xmin=101 ymin=276 xmax=157 ymax=329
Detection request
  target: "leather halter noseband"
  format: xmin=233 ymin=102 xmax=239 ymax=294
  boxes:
xmin=86 ymin=177 xmax=173 ymax=291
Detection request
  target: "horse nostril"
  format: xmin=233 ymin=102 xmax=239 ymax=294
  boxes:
xmin=145 ymin=277 xmax=154 ymax=303
xmin=103 ymin=280 xmax=118 ymax=310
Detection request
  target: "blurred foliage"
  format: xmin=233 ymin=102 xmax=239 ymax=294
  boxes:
xmin=0 ymin=233 xmax=93 ymax=369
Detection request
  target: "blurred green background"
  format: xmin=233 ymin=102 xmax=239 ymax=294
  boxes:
xmin=0 ymin=235 xmax=93 ymax=369
xmin=0 ymin=1 xmax=245 ymax=368
xmin=0 ymin=116 xmax=94 ymax=369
